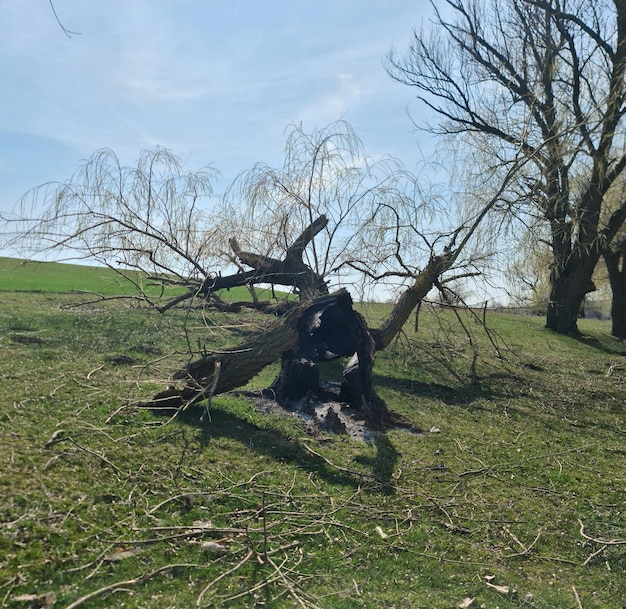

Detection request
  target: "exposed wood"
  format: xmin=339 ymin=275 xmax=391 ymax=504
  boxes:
xmin=146 ymin=289 xmax=390 ymax=426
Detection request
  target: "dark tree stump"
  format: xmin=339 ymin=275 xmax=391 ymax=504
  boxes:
xmin=269 ymin=354 xmax=320 ymax=401
xmin=269 ymin=290 xmax=389 ymax=426
xmin=146 ymin=289 xmax=390 ymax=427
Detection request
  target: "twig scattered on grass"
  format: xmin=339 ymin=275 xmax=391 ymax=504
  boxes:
xmin=578 ymin=518 xmax=626 ymax=545
xmin=502 ymin=526 xmax=542 ymax=557
xmin=45 ymin=433 xmax=123 ymax=476
xmin=300 ymin=440 xmax=382 ymax=484
xmin=458 ymin=444 xmax=595 ymax=478
xmin=86 ymin=365 xmax=104 ymax=380
xmin=195 ymin=550 xmax=254 ymax=607
xmin=583 ymin=544 xmax=610 ymax=566
xmin=266 ymin=553 xmax=323 ymax=609
xmin=572 ymin=585 xmax=584 ymax=609
xmin=64 ymin=563 xmax=204 ymax=609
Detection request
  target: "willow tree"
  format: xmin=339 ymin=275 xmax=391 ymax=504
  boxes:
xmin=3 ymin=147 xmax=222 ymax=306
xmin=387 ymin=0 xmax=626 ymax=334
xmin=3 ymin=121 xmax=506 ymax=425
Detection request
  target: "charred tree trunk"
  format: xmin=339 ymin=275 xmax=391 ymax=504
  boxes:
xmin=147 ymin=290 xmax=389 ymax=426
xmin=147 ymin=225 xmax=463 ymax=428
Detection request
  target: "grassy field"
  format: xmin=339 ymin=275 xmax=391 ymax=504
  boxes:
xmin=0 ymin=257 xmax=157 ymax=295
xmin=0 ymin=265 xmax=624 ymax=608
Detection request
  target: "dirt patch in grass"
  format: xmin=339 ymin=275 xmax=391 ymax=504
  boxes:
xmin=248 ymin=384 xmax=423 ymax=442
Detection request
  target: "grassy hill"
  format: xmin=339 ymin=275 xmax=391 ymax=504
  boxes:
xmin=0 ymin=256 xmax=287 ymax=302
xmin=0 ymin=266 xmax=624 ymax=608
xmin=0 ymin=256 xmax=165 ymax=295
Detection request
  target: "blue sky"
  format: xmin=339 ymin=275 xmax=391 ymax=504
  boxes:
xmin=0 ymin=0 xmax=440 ymax=217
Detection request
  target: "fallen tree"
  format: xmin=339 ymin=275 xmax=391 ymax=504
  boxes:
xmin=4 ymin=123 xmax=520 ymax=429
xmin=144 ymin=160 xmax=518 ymax=429
xmin=145 ymin=240 xmax=459 ymax=429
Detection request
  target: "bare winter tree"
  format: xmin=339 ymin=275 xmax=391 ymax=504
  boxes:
xmin=386 ymin=0 xmax=626 ymax=335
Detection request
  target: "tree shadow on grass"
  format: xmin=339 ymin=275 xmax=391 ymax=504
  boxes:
xmin=571 ymin=332 xmax=626 ymax=355
xmin=373 ymin=371 xmax=518 ymax=406
xmin=166 ymin=400 xmax=401 ymax=492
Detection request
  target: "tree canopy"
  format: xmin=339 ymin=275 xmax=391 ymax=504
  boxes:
xmin=387 ymin=0 xmax=626 ymax=334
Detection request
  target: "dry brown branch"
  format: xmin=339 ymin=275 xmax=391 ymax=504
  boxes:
xmin=300 ymin=441 xmax=382 ymax=483
xmin=583 ymin=544 xmax=610 ymax=567
xmin=266 ymin=553 xmax=322 ymax=609
xmin=64 ymin=563 xmax=204 ymax=609
xmin=45 ymin=433 xmax=123 ymax=476
xmin=577 ymin=518 xmax=626 ymax=545
xmin=209 ymin=571 xmax=284 ymax=605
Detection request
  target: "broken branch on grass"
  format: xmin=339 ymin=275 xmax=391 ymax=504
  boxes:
xmin=577 ymin=518 xmax=625 ymax=545
xmin=572 ymin=585 xmax=584 ymax=609
xmin=64 ymin=563 xmax=204 ymax=609
xmin=583 ymin=544 xmax=610 ymax=567
xmin=300 ymin=441 xmax=383 ymax=484
xmin=266 ymin=553 xmax=322 ymax=609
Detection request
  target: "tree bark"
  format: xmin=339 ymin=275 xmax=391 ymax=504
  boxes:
xmin=545 ymin=253 xmax=598 ymax=335
xmin=147 ymin=289 xmax=389 ymax=426
xmin=370 ymin=251 xmax=454 ymax=350
xmin=604 ymin=244 xmax=626 ymax=339
xmin=200 ymin=215 xmax=329 ymax=301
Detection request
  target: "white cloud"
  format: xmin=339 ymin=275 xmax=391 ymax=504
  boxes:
xmin=0 ymin=0 xmax=432 ymax=208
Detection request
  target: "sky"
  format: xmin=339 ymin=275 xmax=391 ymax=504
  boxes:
xmin=0 ymin=0 xmax=442 ymax=222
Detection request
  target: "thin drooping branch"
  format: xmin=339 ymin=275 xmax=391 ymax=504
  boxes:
xmin=372 ymin=155 xmax=526 ymax=350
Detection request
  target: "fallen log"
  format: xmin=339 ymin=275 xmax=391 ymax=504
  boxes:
xmin=145 ymin=289 xmax=390 ymax=426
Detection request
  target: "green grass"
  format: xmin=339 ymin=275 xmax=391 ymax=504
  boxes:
xmin=0 ymin=257 xmax=285 ymax=302
xmin=0 ymin=269 xmax=624 ymax=608
xmin=0 ymin=257 xmax=159 ymax=294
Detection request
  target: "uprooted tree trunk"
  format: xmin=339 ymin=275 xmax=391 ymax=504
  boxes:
xmin=145 ymin=246 xmax=459 ymax=429
xmin=149 ymin=289 xmax=389 ymax=427
xmin=145 ymin=290 xmax=388 ymax=427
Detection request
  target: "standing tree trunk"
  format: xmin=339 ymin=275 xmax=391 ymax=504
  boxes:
xmin=604 ymin=242 xmax=626 ymax=339
xmin=546 ymin=264 xmax=597 ymax=334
